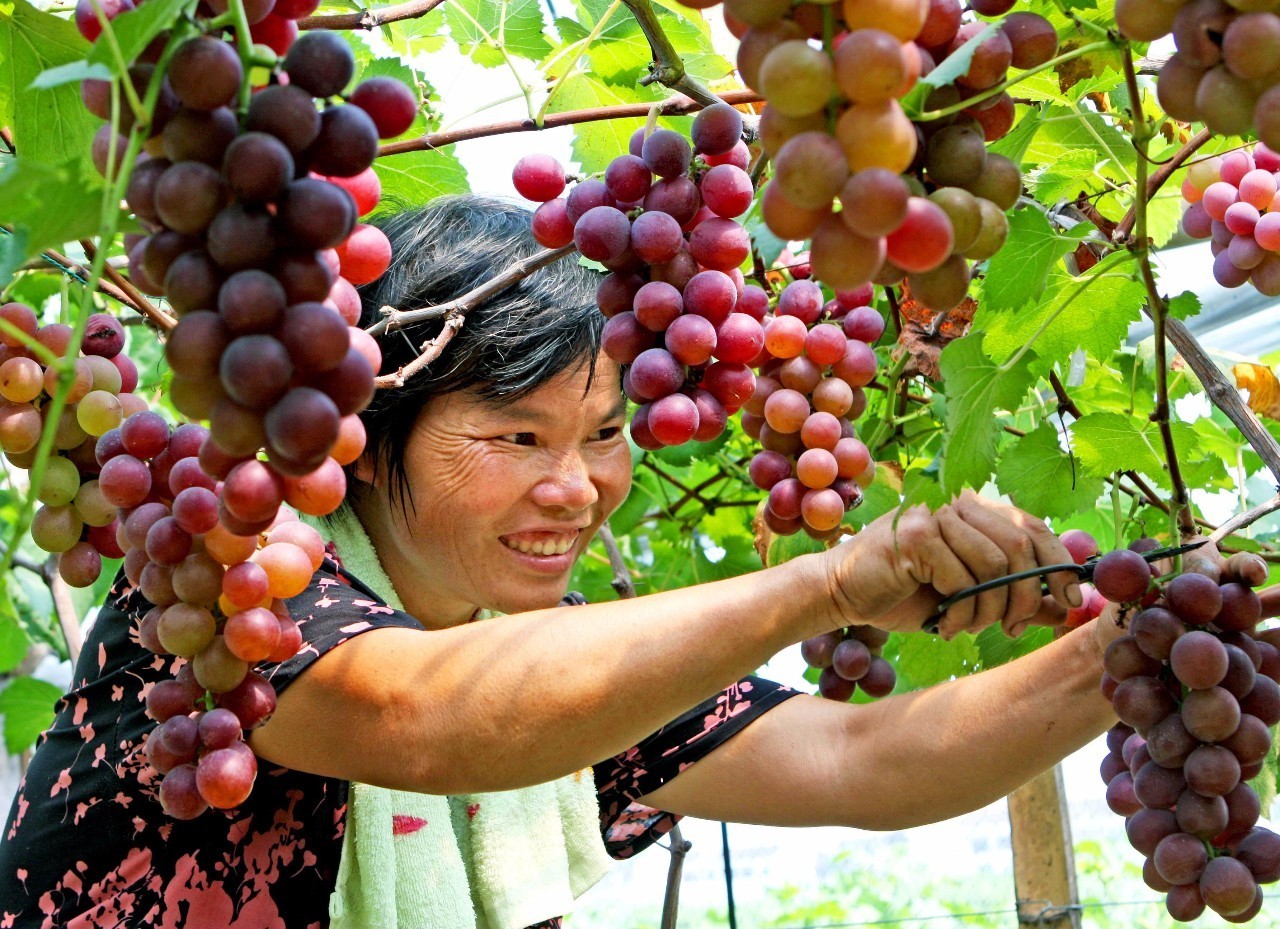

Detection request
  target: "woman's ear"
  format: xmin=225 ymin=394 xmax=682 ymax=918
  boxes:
xmin=353 ymin=450 xmax=380 ymax=488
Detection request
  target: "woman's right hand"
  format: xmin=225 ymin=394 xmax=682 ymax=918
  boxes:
xmin=816 ymin=490 xmax=1083 ymax=639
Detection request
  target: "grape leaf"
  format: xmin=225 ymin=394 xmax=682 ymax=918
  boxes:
xmin=743 ymin=188 xmax=787 ymax=267
xmin=1249 ymin=731 xmax=1279 ymax=818
xmin=1071 ymin=411 xmax=1201 ymax=486
xmin=0 ymin=676 xmax=61 ymax=755
xmin=982 ymin=254 xmax=1145 ymax=372
xmin=1025 ymin=105 xmax=1135 ymax=181
xmin=987 ymin=108 xmax=1041 ymax=166
xmin=996 ymin=422 xmax=1105 ymax=520
xmin=937 ymin=334 xmax=1037 ymax=495
xmin=446 ymin=0 xmax=552 ymax=68
xmin=29 ymin=60 xmax=112 ymax=89
xmin=372 ymin=147 xmax=469 ymax=206
xmin=975 ymin=623 xmax=1053 ymax=670
xmin=549 ymin=72 xmax=668 ymax=174
xmin=86 ymin=0 xmax=196 ymax=75
xmin=893 ymin=631 xmax=981 ymax=690
xmin=0 ymin=0 xmax=98 ymax=171
xmin=901 ymin=22 xmax=999 ymax=117
xmin=1167 ymin=290 xmax=1200 ymax=321
xmin=981 ymin=207 xmax=1081 ymax=313
xmin=0 ymin=612 xmax=29 ymax=674
xmin=1030 ymin=149 xmax=1103 ymax=205
xmin=557 ymin=0 xmax=728 ymax=88
xmin=0 ymin=156 xmax=106 ymax=260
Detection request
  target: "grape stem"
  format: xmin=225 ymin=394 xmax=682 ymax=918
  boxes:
xmin=1208 ymin=493 xmax=1280 ymax=546
xmin=619 ymin=0 xmax=724 ymax=109
xmin=535 ymin=0 xmax=624 ymax=127
xmin=298 ymin=0 xmax=447 ymax=31
xmin=367 ymin=242 xmax=574 ymax=339
xmin=1120 ymin=45 xmax=1195 ymax=541
xmin=41 ymin=557 xmax=83 ymax=666
xmin=914 ymin=40 xmax=1115 ymax=122
xmin=87 ymin=0 xmax=146 ymax=124
xmin=378 ymin=89 xmax=763 ymax=157
xmin=597 ymin=521 xmax=637 ymax=599
xmin=226 ymin=0 xmax=256 ymax=114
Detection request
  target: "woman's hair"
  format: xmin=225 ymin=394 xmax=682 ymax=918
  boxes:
xmin=355 ymin=195 xmax=606 ymax=511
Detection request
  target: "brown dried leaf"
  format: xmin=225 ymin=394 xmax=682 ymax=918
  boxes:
xmin=1234 ymin=363 xmax=1280 ymax=421
xmin=895 ymin=283 xmax=977 ymax=380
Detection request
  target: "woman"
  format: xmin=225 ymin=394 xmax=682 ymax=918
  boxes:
xmin=0 ymin=196 xmax=1263 ymax=928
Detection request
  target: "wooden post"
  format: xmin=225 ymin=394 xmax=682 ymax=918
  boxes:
xmin=1007 ymin=764 xmax=1081 ymax=929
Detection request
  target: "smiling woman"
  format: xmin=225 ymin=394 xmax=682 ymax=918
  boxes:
xmin=4 ymin=196 xmax=1257 ymax=929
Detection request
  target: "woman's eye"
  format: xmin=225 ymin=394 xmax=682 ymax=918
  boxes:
xmin=592 ymin=426 xmax=622 ymax=441
xmin=499 ymin=433 xmax=538 ymax=446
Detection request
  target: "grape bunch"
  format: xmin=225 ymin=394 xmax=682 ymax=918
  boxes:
xmin=1179 ymin=145 xmax=1280 ymax=294
xmin=62 ymin=22 xmax=416 ymax=818
xmin=743 ymin=281 xmax=881 ymax=539
xmin=1118 ymin=0 xmax=1280 ymax=150
xmin=1086 ymin=537 xmax=1280 ymax=921
xmin=516 ymin=103 xmax=761 ymax=448
xmin=801 ymin=623 xmax=898 ymax=701
xmin=0 ymin=306 xmax=145 ymax=586
xmin=682 ymin=0 xmax=1046 ymax=309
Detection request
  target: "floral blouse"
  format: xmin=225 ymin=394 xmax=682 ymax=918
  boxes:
xmin=0 ymin=563 xmax=799 ymax=928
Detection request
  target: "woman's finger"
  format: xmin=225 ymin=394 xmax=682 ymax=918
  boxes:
xmin=1010 ymin=595 xmax=1070 ymax=638
xmin=1226 ymin=551 xmax=1268 ymax=588
xmin=954 ymin=494 xmax=1044 ymax=631
xmin=1261 ymin=585 xmax=1280 ymax=620
xmin=936 ymin=506 xmax=1010 ymax=633
xmin=894 ymin=508 xmax=981 ymax=636
xmin=999 ymin=506 xmax=1081 ymax=609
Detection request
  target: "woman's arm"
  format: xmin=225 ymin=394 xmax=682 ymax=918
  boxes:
xmin=634 ymin=619 xmax=1113 ymax=830
xmin=248 ymin=494 xmax=1078 ymax=795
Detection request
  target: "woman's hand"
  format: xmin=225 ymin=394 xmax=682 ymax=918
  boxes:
xmin=819 ymin=490 xmax=1082 ymax=639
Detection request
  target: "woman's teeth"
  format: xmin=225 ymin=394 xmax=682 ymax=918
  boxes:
xmin=502 ymin=536 xmax=575 ymax=555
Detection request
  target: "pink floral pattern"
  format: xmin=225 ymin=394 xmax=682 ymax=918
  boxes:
xmin=0 ymin=565 xmax=797 ymax=926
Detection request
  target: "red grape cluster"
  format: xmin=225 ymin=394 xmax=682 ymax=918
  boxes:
xmin=64 ymin=21 xmax=417 ymax=817
xmin=680 ymin=0 xmax=1045 ymax=310
xmin=1179 ymin=145 xmax=1280 ymax=294
xmin=743 ymin=281 xmax=881 ymax=539
xmin=1119 ymin=0 xmax=1280 ymax=150
xmin=516 ymin=103 xmax=761 ymax=448
xmin=801 ymin=622 xmax=897 ymax=701
xmin=0 ymin=306 xmax=144 ymax=586
xmin=1087 ymin=537 xmax=1280 ymax=921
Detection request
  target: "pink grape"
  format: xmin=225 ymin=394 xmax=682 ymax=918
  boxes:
xmin=1202 ymin=182 xmax=1240 ymax=221
xmin=665 ymin=314 xmax=718 ymax=366
xmin=690 ymin=388 xmax=728 ymax=442
xmin=804 ymin=324 xmax=847 ymax=366
xmin=630 ymin=211 xmax=684 ymax=264
xmin=701 ymin=362 xmax=755 ymax=407
xmin=1060 ymin=529 xmax=1099 ymax=565
xmin=628 ymin=348 xmax=684 ymax=401
xmin=647 ymin=393 xmax=699 ymax=445
xmin=573 ymin=206 xmax=631 ymax=263
xmin=713 ymin=314 xmax=764 ymax=364
xmin=684 ymin=270 xmax=738 ymax=325
xmin=633 ymin=281 xmax=683 ymax=332
xmin=1224 ymin=201 xmax=1260 ymax=236
xmin=700 ymin=165 xmax=754 ymax=218
xmin=778 ymin=280 xmax=824 ymax=324
xmin=1254 ymin=212 xmax=1280 ymax=250
xmin=604 ymin=154 xmax=652 ymax=203
xmin=1239 ymin=169 xmax=1277 ymax=209
xmin=813 ymin=378 xmax=854 ymax=417
xmin=688 ymin=217 xmax=750 ymax=271
xmin=601 ymin=312 xmax=654 ymax=364
xmin=764 ymin=315 xmax=809 ymax=359
xmin=833 ymin=437 xmax=871 ymax=478
xmin=885 ymin=198 xmax=954 ymax=273
xmin=764 ymin=388 xmax=810 ymax=433
xmin=801 ymin=488 xmax=844 ymax=531
xmin=1213 ymin=250 xmax=1251 ymax=288
xmin=831 ymin=339 xmax=878 ymax=388
xmin=842 ymin=306 xmax=885 ymax=343
xmin=1229 ymin=234 xmax=1266 ymax=269
xmin=749 ymin=450 xmax=793 ymax=490
xmin=768 ymin=477 xmax=805 ymax=519
xmin=1220 ymin=150 xmax=1255 ymax=186
xmin=737 ymin=285 xmax=769 ymax=321
xmin=531 ymin=199 xmax=574 ymax=248
xmin=800 ymin=411 xmax=842 ymax=451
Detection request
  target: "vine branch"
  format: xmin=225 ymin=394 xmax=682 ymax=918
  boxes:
xmin=79 ymin=240 xmax=175 ymax=331
xmin=1113 ymin=127 xmax=1212 ymax=243
xmin=298 ymin=0 xmax=447 ymax=31
xmin=619 ymin=0 xmax=723 ymax=108
xmin=1209 ymin=493 xmax=1280 ymax=546
xmin=373 ymin=314 xmax=463 ymax=388
xmin=1122 ymin=45 xmax=1195 ymax=538
xmin=379 ymin=90 xmax=763 ymax=157
xmin=367 ymin=243 xmax=575 ymax=339
xmin=597 ymin=521 xmax=636 ymax=599
xmin=42 ymin=558 xmax=83 ymax=666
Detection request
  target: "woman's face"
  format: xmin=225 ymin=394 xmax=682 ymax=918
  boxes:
xmin=361 ymin=354 xmax=633 ymax=627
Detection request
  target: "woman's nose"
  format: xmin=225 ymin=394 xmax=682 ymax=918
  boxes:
xmin=530 ymin=449 xmax=599 ymax=512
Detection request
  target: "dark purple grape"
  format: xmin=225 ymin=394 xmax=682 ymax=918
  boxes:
xmin=1153 ymin=832 xmax=1209 ymax=885
xmin=245 ymin=84 xmax=321 ymax=155
xmin=1237 ymin=828 xmax=1280 ymax=883
xmin=207 ymin=205 xmax=277 ymax=271
xmin=1146 ymin=712 xmax=1198 ymax=768
xmin=1093 ymin=549 xmax=1152 ymax=602
xmin=1113 ymin=675 xmax=1177 ymax=732
xmin=691 ymin=102 xmax=744 ymax=156
xmin=1166 ymin=572 xmax=1224 ymax=624
xmin=1170 ymin=630 xmax=1229 ymax=689
xmin=1184 ymin=744 xmax=1241 ymax=796
xmin=832 ymin=637 xmax=871 ymax=681
xmin=219 ymin=335 xmax=293 ymax=410
xmin=1240 ymin=675 xmax=1280 ymax=726
xmin=1182 ymin=686 xmax=1243 ymax=742
xmin=277 ymin=178 xmax=356 ymax=249
xmin=1134 ymin=760 xmax=1187 ymax=809
xmin=124 ymin=158 xmax=170 ymax=225
xmin=308 ymin=105 xmax=379 ymax=177
xmin=1128 ymin=808 xmax=1179 ymax=856
xmin=641 ymin=128 xmax=692 ymax=179
xmin=1199 ymin=856 xmax=1259 ymax=917
xmin=217 ymin=271 xmax=287 ymax=335
xmin=1217 ymin=582 xmax=1262 ymax=631
xmin=165 ymin=311 xmax=230 ymax=379
xmin=283 ymin=30 xmax=355 ymax=98
xmin=274 ymin=251 xmax=336 ymax=304
xmin=265 ymin=387 xmax=340 ymax=467
xmin=165 ymin=250 xmax=223 ymax=316
xmin=162 ymin=107 xmax=238 ymax=166
xmin=278 ymin=302 xmax=350 ymax=373
xmin=1131 ymin=607 xmax=1185 ymax=661
xmin=223 ymin=132 xmax=295 ymax=203
xmin=168 ymin=36 xmax=242 ymax=111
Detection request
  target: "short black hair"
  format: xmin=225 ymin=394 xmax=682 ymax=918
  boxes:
xmin=355 ymin=195 xmax=606 ymax=510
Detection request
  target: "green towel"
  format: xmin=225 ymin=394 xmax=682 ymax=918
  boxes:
xmin=307 ymin=505 xmax=614 ymax=929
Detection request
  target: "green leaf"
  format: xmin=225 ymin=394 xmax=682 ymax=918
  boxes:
xmin=981 ymin=207 xmax=1079 ymax=313
xmin=1030 ymin=149 xmax=1103 ymax=205
xmin=1071 ymin=411 xmax=1200 ymax=486
xmin=1024 ymin=104 xmax=1135 ymax=181
xmin=0 ymin=676 xmax=61 ymax=755
xmin=0 ymin=0 xmax=98 ymax=171
xmin=982 ymin=254 xmax=1145 ymax=373
xmin=86 ymin=0 xmax=196 ymax=75
xmin=1251 ymin=730 xmax=1279 ymax=819
xmin=0 ymin=612 xmax=30 ymax=674
xmin=765 ymin=529 xmax=827 ymax=567
xmin=996 ymin=422 xmax=1105 ymax=521
xmin=372 ymin=147 xmax=469 ymax=206
xmin=446 ymin=0 xmax=552 ymax=68
xmin=1167 ymin=290 xmax=1200 ymax=321
xmin=0 ymin=156 xmax=106 ymax=260
xmin=893 ymin=631 xmax=981 ymax=690
xmin=987 ymin=107 xmax=1042 ymax=166
xmin=549 ymin=71 xmax=666 ymax=174
xmin=743 ymin=187 xmax=787 ymax=266
xmin=937 ymin=333 xmax=1037 ymax=495
xmin=974 ymin=623 xmax=1053 ymax=669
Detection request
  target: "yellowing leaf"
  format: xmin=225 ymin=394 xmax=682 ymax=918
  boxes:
xmin=1235 ymin=363 xmax=1280 ymax=422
